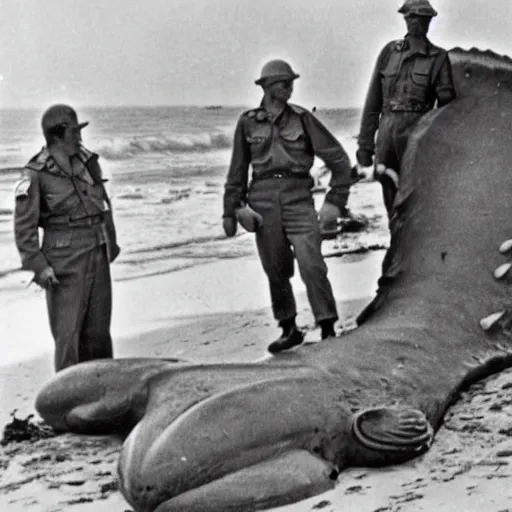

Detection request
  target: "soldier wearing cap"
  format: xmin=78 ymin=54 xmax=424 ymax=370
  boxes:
xmin=13 ymin=104 xmax=120 ymax=371
xmin=356 ymin=0 xmax=456 ymax=214
xmin=222 ymin=59 xmax=354 ymax=353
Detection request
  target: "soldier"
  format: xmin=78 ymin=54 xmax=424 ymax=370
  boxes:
xmin=223 ymin=59 xmax=353 ymax=353
xmin=14 ymin=104 xmax=120 ymax=372
xmin=356 ymin=0 xmax=456 ymax=214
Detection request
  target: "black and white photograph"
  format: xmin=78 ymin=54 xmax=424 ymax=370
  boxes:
xmin=1 ymin=1 xmax=511 ymax=510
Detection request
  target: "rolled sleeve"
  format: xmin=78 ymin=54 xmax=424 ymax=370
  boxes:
xmin=14 ymin=169 xmax=48 ymax=274
xmin=435 ymin=54 xmax=456 ymax=107
xmin=302 ymin=112 xmax=352 ymax=210
xmin=223 ymin=116 xmax=250 ymax=218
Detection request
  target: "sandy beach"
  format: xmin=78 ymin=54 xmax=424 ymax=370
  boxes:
xmin=1 ymin=250 xmax=512 ymax=512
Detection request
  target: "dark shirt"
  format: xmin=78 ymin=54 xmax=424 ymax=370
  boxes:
xmin=223 ymin=103 xmax=353 ymax=217
xmin=358 ymin=36 xmax=456 ymax=154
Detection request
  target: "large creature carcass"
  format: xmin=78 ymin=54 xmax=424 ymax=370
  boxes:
xmin=35 ymin=48 xmax=512 ymax=511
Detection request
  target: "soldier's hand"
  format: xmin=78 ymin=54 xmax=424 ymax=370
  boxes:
xmin=222 ymin=216 xmax=237 ymax=237
xmin=235 ymin=205 xmax=263 ymax=233
xmin=109 ymin=244 xmax=121 ymax=263
xmin=356 ymin=149 xmax=373 ymax=168
xmin=352 ymin=164 xmax=369 ymax=182
xmin=318 ymin=201 xmax=341 ymax=235
xmin=34 ymin=267 xmax=60 ymax=289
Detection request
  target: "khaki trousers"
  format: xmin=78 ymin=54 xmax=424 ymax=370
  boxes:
xmin=248 ymin=176 xmax=338 ymax=325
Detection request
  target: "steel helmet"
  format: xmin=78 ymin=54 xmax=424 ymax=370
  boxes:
xmin=41 ymin=104 xmax=89 ymax=136
xmin=255 ymin=59 xmax=300 ymax=86
xmin=398 ymin=0 xmax=437 ymax=17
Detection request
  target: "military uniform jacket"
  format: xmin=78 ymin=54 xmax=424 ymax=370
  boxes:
xmin=14 ymin=146 xmax=119 ymax=275
xmin=358 ymin=36 xmax=456 ymax=154
xmin=223 ymin=103 xmax=353 ymax=217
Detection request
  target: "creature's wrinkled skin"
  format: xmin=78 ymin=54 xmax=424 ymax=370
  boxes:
xmin=36 ymin=48 xmax=512 ymax=512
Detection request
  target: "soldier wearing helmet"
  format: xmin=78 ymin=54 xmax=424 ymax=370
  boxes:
xmin=356 ymin=0 xmax=456 ymax=214
xmin=13 ymin=104 xmax=120 ymax=371
xmin=223 ymin=59 xmax=354 ymax=353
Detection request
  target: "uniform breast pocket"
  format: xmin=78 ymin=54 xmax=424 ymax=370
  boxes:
xmin=380 ymin=70 xmax=397 ymax=92
xmin=245 ymin=134 xmax=265 ymax=143
xmin=246 ymin=127 xmax=271 ymax=163
xmin=410 ymin=59 xmax=432 ymax=88
xmin=411 ymin=70 xmax=429 ymax=87
xmin=41 ymin=185 xmax=71 ymax=212
xmin=43 ymin=193 xmax=60 ymax=210
xmin=280 ymin=130 xmax=306 ymax=151
xmin=246 ymin=124 xmax=270 ymax=144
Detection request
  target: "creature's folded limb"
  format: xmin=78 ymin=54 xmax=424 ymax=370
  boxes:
xmin=153 ymin=449 xmax=337 ymax=512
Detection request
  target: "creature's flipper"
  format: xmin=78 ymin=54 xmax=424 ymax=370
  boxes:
xmin=351 ymin=407 xmax=433 ymax=465
xmin=118 ymin=374 xmax=349 ymax=511
xmin=153 ymin=449 xmax=337 ymax=512
xmin=66 ymin=395 xmax=138 ymax=434
xmin=36 ymin=359 xmax=180 ymax=433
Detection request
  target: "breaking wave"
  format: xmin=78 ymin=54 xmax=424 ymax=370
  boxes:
xmin=96 ymin=131 xmax=232 ymax=160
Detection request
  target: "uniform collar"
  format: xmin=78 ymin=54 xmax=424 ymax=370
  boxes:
xmin=247 ymin=101 xmax=290 ymax=123
xmin=26 ymin=147 xmax=63 ymax=175
xmin=247 ymin=105 xmax=270 ymax=122
xmin=26 ymin=146 xmax=97 ymax=175
xmin=397 ymin=36 xmax=439 ymax=56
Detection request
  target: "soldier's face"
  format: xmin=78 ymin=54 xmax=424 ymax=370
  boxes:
xmin=404 ymin=14 xmax=431 ymax=37
xmin=268 ymin=79 xmax=294 ymax=102
xmin=61 ymin=125 xmax=83 ymax=156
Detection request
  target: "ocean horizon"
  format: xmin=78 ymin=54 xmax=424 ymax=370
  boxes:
xmin=0 ymin=103 xmax=363 ymax=110
xmin=0 ymin=105 xmax=388 ymax=291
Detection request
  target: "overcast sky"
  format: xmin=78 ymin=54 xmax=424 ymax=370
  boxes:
xmin=1 ymin=0 xmax=510 ymax=109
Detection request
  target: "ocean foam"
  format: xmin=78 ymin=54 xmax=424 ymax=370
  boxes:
xmin=96 ymin=132 xmax=232 ymax=160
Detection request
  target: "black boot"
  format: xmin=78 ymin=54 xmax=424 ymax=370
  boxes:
xmin=267 ymin=320 xmax=304 ymax=354
xmin=319 ymin=319 xmax=336 ymax=340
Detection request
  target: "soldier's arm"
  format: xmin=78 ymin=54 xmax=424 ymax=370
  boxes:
xmin=14 ymin=169 xmax=49 ymax=274
xmin=301 ymin=112 xmax=352 ymax=211
xmin=434 ymin=53 xmax=456 ymax=107
xmin=357 ymin=44 xmax=390 ymax=161
xmin=223 ymin=116 xmax=251 ymax=218
xmin=103 ymin=208 xmax=120 ymax=262
xmin=97 ymin=161 xmax=121 ymax=263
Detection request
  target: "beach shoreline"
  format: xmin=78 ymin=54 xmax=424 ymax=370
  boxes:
xmin=1 ymin=250 xmax=512 ymax=511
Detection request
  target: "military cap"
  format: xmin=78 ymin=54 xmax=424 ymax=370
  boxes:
xmin=41 ymin=104 xmax=89 ymax=136
xmin=255 ymin=59 xmax=300 ymax=86
xmin=398 ymin=0 xmax=438 ymax=17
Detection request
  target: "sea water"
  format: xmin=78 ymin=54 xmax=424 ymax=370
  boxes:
xmin=0 ymin=105 xmax=389 ymax=289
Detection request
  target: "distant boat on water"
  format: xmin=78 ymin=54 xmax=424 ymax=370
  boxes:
xmin=204 ymin=105 xmax=223 ymax=111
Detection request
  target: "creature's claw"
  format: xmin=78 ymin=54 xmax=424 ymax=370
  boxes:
xmin=480 ymin=239 xmax=512 ymax=331
xmin=352 ymin=407 xmax=433 ymax=455
xmin=480 ymin=311 xmax=506 ymax=331
xmin=494 ymin=262 xmax=512 ymax=280
xmin=499 ymin=239 xmax=512 ymax=254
